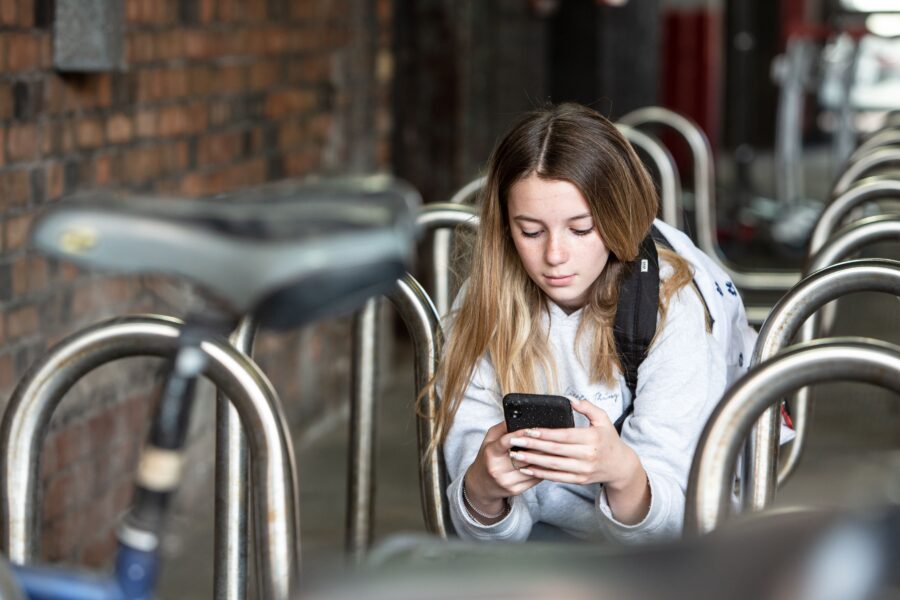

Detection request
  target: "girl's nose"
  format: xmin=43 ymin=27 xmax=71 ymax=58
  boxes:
xmin=544 ymin=234 xmax=568 ymax=265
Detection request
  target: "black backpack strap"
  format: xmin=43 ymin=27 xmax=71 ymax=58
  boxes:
xmin=612 ymin=227 xmax=663 ymax=433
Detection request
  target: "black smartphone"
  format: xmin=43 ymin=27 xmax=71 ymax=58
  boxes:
xmin=503 ymin=393 xmax=575 ymax=432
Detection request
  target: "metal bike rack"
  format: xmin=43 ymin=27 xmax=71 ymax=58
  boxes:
xmin=214 ymin=316 xmax=257 ymax=600
xmin=347 ymin=206 xmax=477 ymax=560
xmin=849 ymin=128 xmax=900 ymax=163
xmin=0 ymin=315 xmax=299 ymax=600
xmin=685 ymin=337 xmax=900 ymax=536
xmin=346 ymin=272 xmax=448 ymax=561
xmin=619 ymin=105 xmax=802 ymax=293
xmin=808 ymin=179 xmax=900 ymax=255
xmin=784 ymin=217 xmax=900 ymax=484
xmin=742 ymin=234 xmax=900 ymax=514
xmin=832 ymin=147 xmax=900 ymax=197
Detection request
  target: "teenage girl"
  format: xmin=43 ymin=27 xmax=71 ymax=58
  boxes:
xmin=431 ymin=103 xmax=759 ymax=543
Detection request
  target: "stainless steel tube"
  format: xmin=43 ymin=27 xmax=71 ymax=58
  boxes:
xmin=619 ymin=106 xmax=801 ymax=292
xmin=742 ymin=258 xmax=900 ymax=513
xmin=214 ymin=316 xmax=258 ymax=600
xmin=776 ymin=217 xmax=900 ymax=487
xmin=849 ymin=128 xmax=900 ymax=163
xmin=346 ymin=271 xmax=449 ymax=559
xmin=832 ymin=147 xmax=900 ymax=197
xmin=346 ymin=297 xmax=380 ymax=562
xmin=686 ymin=338 xmax=900 ymax=536
xmin=448 ymin=176 xmax=487 ymax=206
xmin=422 ymin=203 xmax=480 ymax=320
xmin=432 ymin=177 xmax=485 ymax=322
xmin=808 ymin=179 xmax=900 ymax=255
xmin=346 ymin=206 xmax=476 ymax=559
xmin=386 ymin=274 xmax=448 ymax=538
xmin=0 ymin=315 xmax=299 ymax=600
xmin=617 ymin=124 xmax=683 ymax=229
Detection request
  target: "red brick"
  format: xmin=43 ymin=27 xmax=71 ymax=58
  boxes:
xmin=135 ymin=110 xmax=158 ymax=138
xmin=75 ymin=118 xmax=105 ymax=149
xmin=106 ymin=114 xmax=133 ymax=144
xmin=199 ymin=0 xmax=215 ymax=22
xmin=197 ymin=131 xmax=241 ymax=166
xmin=7 ymin=123 xmax=39 ymax=162
xmin=4 ymin=214 xmax=32 ymax=251
xmin=11 ymin=256 xmax=27 ymax=296
xmin=248 ymin=61 xmax=276 ymax=90
xmin=8 ymin=305 xmax=39 ymax=339
xmin=0 ymin=0 xmax=15 ymax=25
xmin=18 ymin=0 xmax=33 ymax=27
xmin=45 ymin=162 xmax=65 ymax=201
xmin=265 ymin=90 xmax=317 ymax=119
xmin=123 ymin=146 xmax=161 ymax=182
xmin=0 ymin=169 xmax=30 ymax=209
xmin=27 ymin=255 xmax=48 ymax=293
xmin=124 ymin=0 xmax=140 ymax=22
xmin=0 ymin=353 xmax=13 ymax=392
xmin=93 ymin=154 xmax=114 ymax=186
xmin=6 ymin=33 xmax=41 ymax=72
xmin=285 ymin=150 xmax=318 ymax=176
xmin=158 ymin=105 xmax=191 ymax=137
xmin=0 ymin=82 xmax=13 ymax=120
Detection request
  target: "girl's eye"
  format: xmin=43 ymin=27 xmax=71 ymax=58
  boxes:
xmin=521 ymin=230 xmax=542 ymax=238
xmin=572 ymin=228 xmax=594 ymax=236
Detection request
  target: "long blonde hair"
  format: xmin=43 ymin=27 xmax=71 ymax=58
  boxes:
xmin=427 ymin=103 xmax=693 ymax=449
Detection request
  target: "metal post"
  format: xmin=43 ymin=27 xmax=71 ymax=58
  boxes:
xmin=214 ymin=316 xmax=258 ymax=600
xmin=686 ymin=338 xmax=900 ymax=536
xmin=0 ymin=315 xmax=299 ymax=600
xmin=386 ymin=274 xmax=449 ymax=537
xmin=741 ymin=259 xmax=900 ymax=513
xmin=619 ymin=106 xmax=801 ymax=292
xmin=346 ymin=207 xmax=477 ymax=559
xmin=346 ymin=298 xmax=380 ymax=562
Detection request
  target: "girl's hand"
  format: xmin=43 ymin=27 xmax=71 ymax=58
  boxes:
xmin=507 ymin=398 xmax=651 ymax=524
xmin=463 ymin=421 xmax=542 ymax=521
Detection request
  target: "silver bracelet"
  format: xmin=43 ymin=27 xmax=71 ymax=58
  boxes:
xmin=462 ymin=482 xmax=509 ymax=520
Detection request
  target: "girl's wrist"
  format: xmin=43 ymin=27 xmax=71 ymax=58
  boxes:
xmin=463 ymin=470 xmax=506 ymax=516
xmin=605 ymin=445 xmax=645 ymax=493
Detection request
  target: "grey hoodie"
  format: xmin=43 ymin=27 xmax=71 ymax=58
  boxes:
xmin=442 ymin=220 xmax=780 ymax=544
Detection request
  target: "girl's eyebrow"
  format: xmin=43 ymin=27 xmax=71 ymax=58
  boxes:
xmin=512 ymin=213 xmax=592 ymax=224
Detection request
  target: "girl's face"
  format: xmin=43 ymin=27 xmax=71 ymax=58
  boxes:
xmin=507 ymin=174 xmax=610 ymax=313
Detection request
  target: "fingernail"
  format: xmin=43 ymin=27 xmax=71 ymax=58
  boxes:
xmin=509 ymin=437 xmax=527 ymax=447
xmin=520 ymin=468 xmax=535 ymax=476
xmin=524 ymin=429 xmax=541 ymax=438
xmin=568 ymin=397 xmax=580 ymax=404
xmin=510 ymin=451 xmax=523 ymax=460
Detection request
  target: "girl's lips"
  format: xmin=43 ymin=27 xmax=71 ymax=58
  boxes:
xmin=545 ymin=274 xmax=575 ymax=286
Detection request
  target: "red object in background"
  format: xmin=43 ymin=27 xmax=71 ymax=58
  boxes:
xmin=660 ymin=8 xmax=722 ymax=182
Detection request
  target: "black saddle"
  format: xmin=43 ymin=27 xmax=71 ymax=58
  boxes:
xmin=31 ymin=176 xmax=420 ymax=330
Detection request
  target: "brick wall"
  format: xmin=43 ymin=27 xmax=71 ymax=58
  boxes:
xmin=0 ymin=0 xmax=392 ymax=568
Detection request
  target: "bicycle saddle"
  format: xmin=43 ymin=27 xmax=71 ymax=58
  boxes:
xmin=31 ymin=176 xmax=420 ymax=329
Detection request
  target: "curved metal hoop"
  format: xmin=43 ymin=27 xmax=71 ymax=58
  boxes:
xmin=0 ymin=315 xmax=298 ymax=600
xmin=685 ymin=338 xmax=900 ymax=537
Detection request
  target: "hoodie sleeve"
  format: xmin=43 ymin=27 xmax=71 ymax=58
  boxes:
xmin=441 ymin=353 xmax=536 ymax=541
